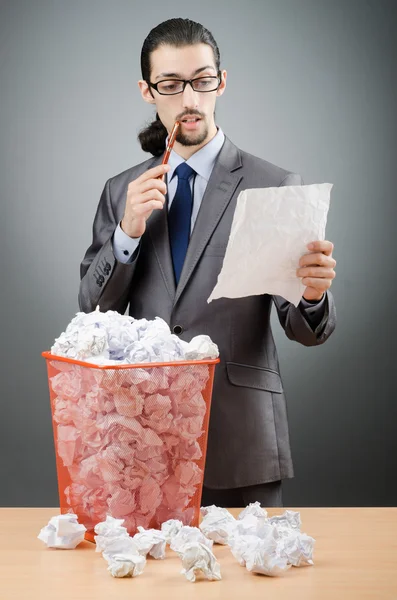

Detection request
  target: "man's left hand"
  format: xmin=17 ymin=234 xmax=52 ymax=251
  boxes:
xmin=297 ymin=241 xmax=336 ymax=302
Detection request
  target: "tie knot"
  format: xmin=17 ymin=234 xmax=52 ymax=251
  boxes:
xmin=175 ymin=162 xmax=195 ymax=181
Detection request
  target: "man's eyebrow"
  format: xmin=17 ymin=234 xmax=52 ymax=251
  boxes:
xmin=154 ymin=65 xmax=216 ymax=81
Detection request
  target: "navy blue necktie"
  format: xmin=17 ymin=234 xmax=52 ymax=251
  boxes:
xmin=168 ymin=162 xmax=195 ymax=284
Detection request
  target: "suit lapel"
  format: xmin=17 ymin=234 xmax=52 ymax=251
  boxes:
xmin=173 ymin=137 xmax=243 ymax=307
xmin=145 ymin=156 xmax=176 ymax=300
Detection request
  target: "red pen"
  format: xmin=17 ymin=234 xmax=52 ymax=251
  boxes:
xmin=159 ymin=121 xmax=180 ymax=181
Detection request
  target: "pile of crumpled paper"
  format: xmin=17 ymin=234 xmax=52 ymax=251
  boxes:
xmin=51 ymin=307 xmax=219 ymax=364
xmin=200 ymin=502 xmax=315 ymax=576
xmin=38 ymin=503 xmax=315 ymax=582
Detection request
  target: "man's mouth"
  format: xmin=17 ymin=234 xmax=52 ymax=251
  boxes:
xmin=180 ymin=116 xmax=202 ymax=123
xmin=179 ymin=116 xmax=203 ymax=131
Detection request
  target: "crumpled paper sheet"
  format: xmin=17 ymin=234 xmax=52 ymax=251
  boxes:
xmin=245 ymin=546 xmax=291 ymax=576
xmin=228 ymin=508 xmax=315 ymax=576
xmin=235 ymin=527 xmax=291 ymax=576
xmin=180 ymin=542 xmax=222 ymax=582
xmin=238 ymin=501 xmax=268 ymax=521
xmin=161 ymin=519 xmax=184 ymax=544
xmin=277 ymin=530 xmax=315 ymax=567
xmin=51 ymin=309 xmax=219 ymax=364
xmin=170 ymin=526 xmax=213 ymax=554
xmin=268 ymin=509 xmax=302 ymax=530
xmin=231 ymin=513 xmax=267 ymax=538
xmin=184 ymin=335 xmax=219 ymax=360
xmin=199 ymin=505 xmax=237 ymax=544
xmin=94 ymin=515 xmax=139 ymax=555
xmin=94 ymin=516 xmax=146 ymax=578
xmin=132 ymin=526 xmax=167 ymax=559
xmin=208 ymin=183 xmax=333 ymax=306
xmin=37 ymin=513 xmax=86 ymax=549
xmin=103 ymin=552 xmax=146 ymax=578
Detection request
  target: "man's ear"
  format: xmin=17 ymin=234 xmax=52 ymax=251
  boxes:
xmin=216 ymin=69 xmax=227 ymax=98
xmin=138 ymin=80 xmax=156 ymax=105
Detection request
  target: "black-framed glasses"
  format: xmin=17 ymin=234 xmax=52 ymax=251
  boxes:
xmin=148 ymin=73 xmax=221 ymax=96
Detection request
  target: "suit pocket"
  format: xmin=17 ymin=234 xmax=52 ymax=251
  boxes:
xmin=226 ymin=362 xmax=283 ymax=393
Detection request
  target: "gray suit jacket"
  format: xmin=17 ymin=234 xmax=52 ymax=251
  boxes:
xmin=79 ymin=136 xmax=336 ymax=489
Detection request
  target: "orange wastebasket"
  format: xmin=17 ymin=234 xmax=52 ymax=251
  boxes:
xmin=42 ymin=352 xmax=219 ymax=542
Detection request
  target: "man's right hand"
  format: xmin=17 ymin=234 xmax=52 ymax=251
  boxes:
xmin=120 ymin=164 xmax=170 ymax=238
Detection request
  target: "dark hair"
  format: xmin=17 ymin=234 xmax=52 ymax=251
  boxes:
xmin=138 ymin=18 xmax=221 ymax=156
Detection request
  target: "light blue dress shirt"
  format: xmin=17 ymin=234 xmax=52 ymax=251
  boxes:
xmin=111 ymin=127 xmax=325 ymax=311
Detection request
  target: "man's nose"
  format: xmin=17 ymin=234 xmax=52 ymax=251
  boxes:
xmin=181 ymin=83 xmax=199 ymax=109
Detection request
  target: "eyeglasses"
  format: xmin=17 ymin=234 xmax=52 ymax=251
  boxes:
xmin=148 ymin=73 xmax=221 ymax=96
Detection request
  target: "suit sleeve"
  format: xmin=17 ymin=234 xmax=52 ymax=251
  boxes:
xmin=272 ymin=172 xmax=336 ymax=346
xmin=78 ymin=178 xmax=139 ymax=314
xmin=273 ymin=291 xmax=336 ymax=346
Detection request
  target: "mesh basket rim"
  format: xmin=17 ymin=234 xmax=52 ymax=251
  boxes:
xmin=42 ymin=351 xmax=220 ymax=370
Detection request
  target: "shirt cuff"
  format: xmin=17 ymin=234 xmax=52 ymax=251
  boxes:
xmin=112 ymin=222 xmax=141 ymax=263
xmin=299 ymin=293 xmax=327 ymax=331
xmin=299 ymin=294 xmax=326 ymax=309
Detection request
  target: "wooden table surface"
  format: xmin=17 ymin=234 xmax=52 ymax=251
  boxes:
xmin=0 ymin=507 xmax=396 ymax=600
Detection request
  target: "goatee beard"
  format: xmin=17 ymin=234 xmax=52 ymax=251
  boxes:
xmin=176 ymin=123 xmax=209 ymax=147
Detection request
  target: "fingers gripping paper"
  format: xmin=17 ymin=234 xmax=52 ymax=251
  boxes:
xmin=207 ymin=183 xmax=333 ymax=307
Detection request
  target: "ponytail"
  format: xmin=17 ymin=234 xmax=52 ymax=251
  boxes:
xmin=138 ymin=113 xmax=167 ymax=157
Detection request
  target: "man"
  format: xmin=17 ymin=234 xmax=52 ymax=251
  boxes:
xmin=79 ymin=18 xmax=336 ymax=508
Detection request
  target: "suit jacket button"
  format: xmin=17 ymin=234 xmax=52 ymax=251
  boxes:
xmin=173 ymin=325 xmax=183 ymax=335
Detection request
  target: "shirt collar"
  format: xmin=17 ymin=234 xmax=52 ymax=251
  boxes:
xmin=167 ymin=127 xmax=225 ymax=182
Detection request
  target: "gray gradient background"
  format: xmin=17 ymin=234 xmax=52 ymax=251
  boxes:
xmin=1 ymin=0 xmax=396 ymax=507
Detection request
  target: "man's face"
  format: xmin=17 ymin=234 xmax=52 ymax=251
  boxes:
xmin=139 ymin=43 xmax=227 ymax=151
